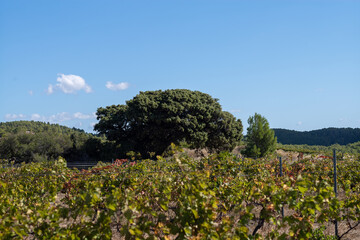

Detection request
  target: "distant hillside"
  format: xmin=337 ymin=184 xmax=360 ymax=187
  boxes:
xmin=0 ymin=121 xmax=115 ymax=163
xmin=273 ymin=128 xmax=360 ymax=146
xmin=0 ymin=120 xmax=88 ymax=137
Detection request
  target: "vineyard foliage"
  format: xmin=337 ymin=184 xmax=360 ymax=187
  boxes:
xmin=1 ymin=153 xmax=360 ymax=239
xmin=277 ymin=142 xmax=360 ymax=158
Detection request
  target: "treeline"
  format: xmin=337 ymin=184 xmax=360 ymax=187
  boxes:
xmin=0 ymin=121 xmax=117 ymax=163
xmin=277 ymin=141 xmax=360 ymax=157
xmin=0 ymin=121 xmax=86 ymax=136
xmin=273 ymin=128 xmax=360 ymax=146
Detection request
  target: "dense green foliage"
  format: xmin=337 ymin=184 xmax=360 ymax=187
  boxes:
xmin=277 ymin=141 xmax=360 ymax=157
xmin=244 ymin=113 xmax=277 ymax=158
xmin=273 ymin=128 xmax=360 ymax=146
xmin=1 ymin=153 xmax=360 ymax=239
xmin=95 ymin=89 xmax=243 ymax=157
xmin=0 ymin=121 xmax=114 ymax=162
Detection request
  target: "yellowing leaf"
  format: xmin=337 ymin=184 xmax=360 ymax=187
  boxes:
xmin=298 ymin=186 xmax=307 ymax=194
xmin=129 ymin=229 xmax=135 ymax=235
xmin=160 ymin=202 xmax=168 ymax=211
xmin=107 ymin=203 xmax=116 ymax=211
xmin=191 ymin=209 xmax=199 ymax=219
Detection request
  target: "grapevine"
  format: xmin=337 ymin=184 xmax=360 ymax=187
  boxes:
xmin=1 ymin=153 xmax=360 ymax=239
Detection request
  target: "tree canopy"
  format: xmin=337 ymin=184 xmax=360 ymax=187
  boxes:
xmin=244 ymin=113 xmax=277 ymax=158
xmin=0 ymin=121 xmax=110 ymax=163
xmin=95 ymin=89 xmax=243 ymax=157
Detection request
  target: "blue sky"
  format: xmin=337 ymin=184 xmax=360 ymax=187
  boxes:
xmin=1 ymin=0 xmax=359 ymax=133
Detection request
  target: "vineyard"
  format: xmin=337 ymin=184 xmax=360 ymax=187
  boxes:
xmin=1 ymin=152 xmax=360 ymax=239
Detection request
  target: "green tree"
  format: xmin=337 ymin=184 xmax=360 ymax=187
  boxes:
xmin=0 ymin=133 xmax=19 ymax=159
xmin=244 ymin=113 xmax=276 ymax=158
xmin=94 ymin=89 xmax=243 ymax=157
xmin=0 ymin=121 xmax=99 ymax=162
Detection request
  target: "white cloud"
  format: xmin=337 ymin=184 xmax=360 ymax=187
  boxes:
xmin=5 ymin=114 xmax=26 ymax=120
xmin=50 ymin=112 xmax=97 ymax=122
xmin=106 ymin=81 xmax=129 ymax=91
xmin=297 ymin=121 xmax=303 ymax=126
xmin=29 ymin=90 xmax=33 ymax=96
xmin=73 ymin=112 xmax=96 ymax=120
xmin=31 ymin=113 xmax=42 ymax=121
xmin=5 ymin=112 xmax=97 ymax=126
xmin=48 ymin=112 xmax=72 ymax=122
xmin=46 ymin=112 xmax=93 ymax=122
xmin=47 ymin=74 xmax=92 ymax=94
xmin=5 ymin=112 xmax=96 ymax=127
xmin=46 ymin=84 xmax=54 ymax=95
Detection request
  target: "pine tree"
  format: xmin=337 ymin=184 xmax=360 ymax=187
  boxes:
xmin=244 ymin=113 xmax=277 ymax=158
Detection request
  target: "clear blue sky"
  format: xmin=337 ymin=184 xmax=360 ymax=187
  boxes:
xmin=1 ymin=0 xmax=359 ymax=133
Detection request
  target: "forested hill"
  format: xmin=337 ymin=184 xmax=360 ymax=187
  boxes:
xmin=0 ymin=121 xmax=114 ymax=163
xmin=0 ymin=121 xmax=87 ymax=137
xmin=273 ymin=128 xmax=360 ymax=146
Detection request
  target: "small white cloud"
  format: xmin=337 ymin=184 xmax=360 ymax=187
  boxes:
xmin=5 ymin=114 xmax=14 ymax=119
xmin=29 ymin=90 xmax=33 ymax=96
xmin=47 ymin=74 xmax=92 ymax=94
xmin=57 ymin=74 xmax=92 ymax=93
xmin=5 ymin=112 xmax=96 ymax=127
xmin=31 ymin=113 xmax=42 ymax=120
xmin=297 ymin=121 xmax=303 ymax=126
xmin=48 ymin=112 xmax=72 ymax=122
xmin=46 ymin=84 xmax=54 ymax=95
xmin=47 ymin=112 xmax=96 ymax=122
xmin=73 ymin=112 xmax=95 ymax=120
xmin=5 ymin=114 xmax=27 ymax=120
xmin=106 ymin=81 xmax=129 ymax=91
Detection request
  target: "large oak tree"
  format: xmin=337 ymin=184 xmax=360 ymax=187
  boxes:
xmin=94 ymin=89 xmax=243 ymax=157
